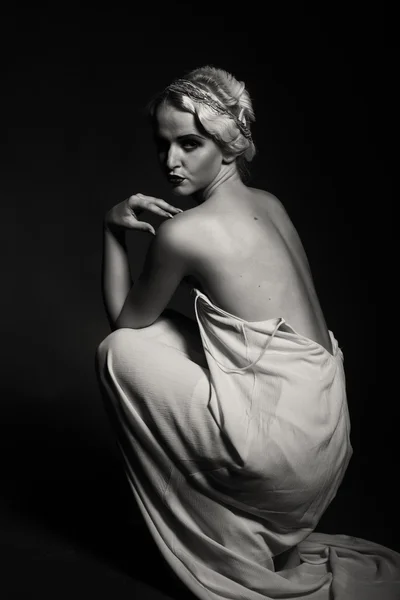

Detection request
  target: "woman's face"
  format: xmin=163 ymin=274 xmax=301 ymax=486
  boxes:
xmin=153 ymin=102 xmax=224 ymax=196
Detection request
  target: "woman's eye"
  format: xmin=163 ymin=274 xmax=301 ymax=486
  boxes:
xmin=182 ymin=140 xmax=198 ymax=150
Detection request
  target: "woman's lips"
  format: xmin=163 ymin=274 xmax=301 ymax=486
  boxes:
xmin=168 ymin=175 xmax=186 ymax=185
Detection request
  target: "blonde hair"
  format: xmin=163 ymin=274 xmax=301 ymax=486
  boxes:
xmin=148 ymin=65 xmax=256 ymax=181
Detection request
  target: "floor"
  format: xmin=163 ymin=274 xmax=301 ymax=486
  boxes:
xmin=2 ymin=465 xmax=398 ymax=600
xmin=1 ymin=476 xmax=196 ymax=600
xmin=1 ymin=401 xmax=398 ymax=599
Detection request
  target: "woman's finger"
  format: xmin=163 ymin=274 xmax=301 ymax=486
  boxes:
xmin=156 ymin=200 xmax=183 ymax=214
xmin=135 ymin=194 xmax=183 ymax=214
xmin=129 ymin=217 xmax=156 ymax=235
xmin=147 ymin=204 xmax=175 ymax=219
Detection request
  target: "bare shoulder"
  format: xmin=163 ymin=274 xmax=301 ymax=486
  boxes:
xmin=157 ymin=208 xmax=201 ymax=238
xmin=160 ymin=205 xmax=211 ymax=238
xmin=157 ymin=187 xmax=291 ymax=254
xmin=247 ymin=187 xmax=289 ymax=217
xmin=156 ymin=210 xmax=210 ymax=290
xmin=155 ymin=210 xmax=206 ymax=259
xmin=247 ymin=187 xmax=279 ymax=203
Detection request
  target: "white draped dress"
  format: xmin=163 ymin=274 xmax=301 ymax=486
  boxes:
xmin=95 ymin=287 xmax=400 ymax=599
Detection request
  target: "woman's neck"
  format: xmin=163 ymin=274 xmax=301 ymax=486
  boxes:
xmin=193 ymin=164 xmax=246 ymax=204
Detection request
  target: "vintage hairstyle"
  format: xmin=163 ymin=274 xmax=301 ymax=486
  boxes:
xmin=147 ymin=66 xmax=257 ymax=181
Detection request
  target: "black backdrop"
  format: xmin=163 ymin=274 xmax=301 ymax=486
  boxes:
xmin=1 ymin=4 xmax=397 ymax=598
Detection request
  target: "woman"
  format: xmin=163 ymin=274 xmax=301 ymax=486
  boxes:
xmin=95 ymin=66 xmax=400 ymax=599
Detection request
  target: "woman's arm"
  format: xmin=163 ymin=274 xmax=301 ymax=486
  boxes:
xmin=101 ymin=223 xmax=133 ymax=330
xmin=100 ymin=194 xmax=182 ymax=330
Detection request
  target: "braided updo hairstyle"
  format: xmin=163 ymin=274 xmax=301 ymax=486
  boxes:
xmin=148 ymin=66 xmax=256 ymax=181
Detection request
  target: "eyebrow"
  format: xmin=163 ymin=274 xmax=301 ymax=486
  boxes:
xmin=178 ymin=134 xmax=205 ymax=140
xmin=154 ymin=133 xmax=206 ymax=141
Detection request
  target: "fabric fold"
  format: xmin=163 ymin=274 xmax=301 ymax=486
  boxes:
xmin=95 ymin=287 xmax=400 ymax=599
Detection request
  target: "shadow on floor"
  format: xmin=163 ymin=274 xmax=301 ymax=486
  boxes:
xmin=1 ymin=475 xmax=196 ymax=600
xmin=1 ymin=392 xmax=398 ymax=598
xmin=0 ymin=395 xmax=197 ymax=599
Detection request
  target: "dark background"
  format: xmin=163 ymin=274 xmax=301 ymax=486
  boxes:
xmin=1 ymin=4 xmax=397 ymax=599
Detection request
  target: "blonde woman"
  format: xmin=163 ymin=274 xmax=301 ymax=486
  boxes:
xmin=96 ymin=66 xmax=400 ymax=599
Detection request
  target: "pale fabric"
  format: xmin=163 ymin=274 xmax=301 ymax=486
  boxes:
xmin=95 ymin=287 xmax=400 ymax=599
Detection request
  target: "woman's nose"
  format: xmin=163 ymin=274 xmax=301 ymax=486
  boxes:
xmin=166 ymin=146 xmax=181 ymax=170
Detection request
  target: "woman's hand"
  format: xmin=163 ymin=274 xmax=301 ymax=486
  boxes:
xmin=105 ymin=193 xmax=183 ymax=235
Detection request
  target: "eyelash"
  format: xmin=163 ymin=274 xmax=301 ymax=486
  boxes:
xmin=156 ymin=140 xmax=199 ymax=153
xmin=181 ymin=140 xmax=199 ymax=150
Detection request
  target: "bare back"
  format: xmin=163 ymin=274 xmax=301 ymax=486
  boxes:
xmin=182 ymin=189 xmax=333 ymax=355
